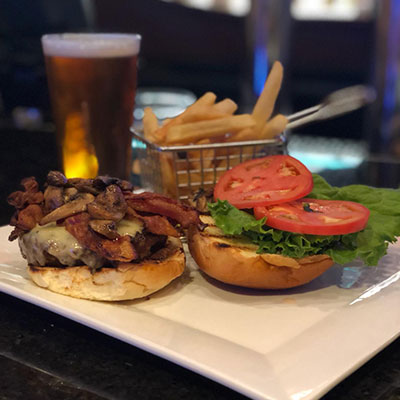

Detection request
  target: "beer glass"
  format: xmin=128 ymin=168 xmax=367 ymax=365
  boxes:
xmin=42 ymin=33 xmax=141 ymax=180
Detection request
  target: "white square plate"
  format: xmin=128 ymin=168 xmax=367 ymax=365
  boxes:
xmin=1 ymin=225 xmax=399 ymax=400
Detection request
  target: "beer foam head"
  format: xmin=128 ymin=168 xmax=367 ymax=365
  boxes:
xmin=42 ymin=33 xmax=141 ymax=58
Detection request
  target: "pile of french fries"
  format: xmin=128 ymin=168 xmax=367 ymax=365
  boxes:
xmin=140 ymin=61 xmax=288 ymax=198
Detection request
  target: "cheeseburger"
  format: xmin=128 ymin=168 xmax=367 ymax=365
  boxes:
xmin=8 ymin=171 xmax=199 ymax=301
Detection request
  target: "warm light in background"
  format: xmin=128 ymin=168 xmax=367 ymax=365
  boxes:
xmin=161 ymin=0 xmax=251 ymax=16
xmin=162 ymin=0 xmax=374 ymax=19
xmin=63 ymin=112 xmax=98 ymax=178
xmin=291 ymin=0 xmax=375 ymax=21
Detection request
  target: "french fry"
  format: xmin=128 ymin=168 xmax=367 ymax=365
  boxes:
xmin=224 ymin=128 xmax=257 ymax=160
xmin=165 ymin=114 xmax=256 ymax=144
xmin=162 ymin=118 xmax=172 ymax=126
xmin=200 ymin=146 xmax=215 ymax=170
xmin=260 ymin=114 xmax=288 ymax=139
xmin=213 ymin=157 xmax=242 ymax=179
xmin=188 ymin=139 xmax=214 ymax=170
xmin=252 ymin=61 xmax=283 ymax=135
xmin=160 ymin=154 xmax=177 ymax=197
xmin=175 ymin=159 xmax=214 ymax=188
xmin=214 ymin=157 xmax=230 ymax=174
xmin=228 ymin=127 xmax=255 ymax=142
xmin=177 ymin=170 xmax=214 ymax=186
xmin=143 ymin=107 xmax=160 ymax=142
xmin=132 ymin=159 xmax=141 ymax=175
xmin=174 ymin=92 xmax=217 ymax=123
xmin=153 ymin=119 xmax=176 ymax=144
xmin=215 ymin=144 xmax=254 ymax=165
xmin=179 ymin=106 xmax=228 ymax=124
xmin=210 ymin=133 xmax=230 ymax=143
xmin=152 ymin=92 xmax=217 ymax=143
xmin=191 ymin=91 xmax=217 ymax=107
xmin=213 ymin=98 xmax=238 ymax=115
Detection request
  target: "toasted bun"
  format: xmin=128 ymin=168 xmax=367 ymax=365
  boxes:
xmin=188 ymin=226 xmax=334 ymax=289
xmin=28 ymin=237 xmax=185 ymax=301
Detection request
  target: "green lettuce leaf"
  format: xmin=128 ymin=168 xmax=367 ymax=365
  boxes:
xmin=311 ymin=174 xmax=400 ymax=265
xmin=208 ymin=200 xmax=267 ymax=236
xmin=208 ymin=175 xmax=400 ymax=266
xmin=310 ymin=174 xmax=400 ymax=216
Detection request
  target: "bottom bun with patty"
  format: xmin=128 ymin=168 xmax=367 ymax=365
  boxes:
xmin=188 ymin=226 xmax=333 ymax=289
xmin=8 ymin=172 xmax=200 ymax=302
xmin=28 ymin=237 xmax=184 ymax=301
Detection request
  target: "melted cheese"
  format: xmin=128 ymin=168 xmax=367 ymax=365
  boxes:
xmin=27 ymin=223 xmax=75 ymax=245
xmin=19 ymin=222 xmax=103 ymax=268
xmin=19 ymin=219 xmax=143 ymax=268
xmin=116 ymin=218 xmax=143 ymax=237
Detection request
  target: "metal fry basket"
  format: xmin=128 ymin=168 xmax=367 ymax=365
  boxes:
xmin=131 ymin=129 xmax=288 ymax=200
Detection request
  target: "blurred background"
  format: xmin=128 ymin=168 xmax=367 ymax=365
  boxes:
xmin=1 ymin=0 xmax=400 ymax=221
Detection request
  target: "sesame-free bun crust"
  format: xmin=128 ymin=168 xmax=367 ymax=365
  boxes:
xmin=28 ymin=237 xmax=184 ymax=301
xmin=188 ymin=226 xmax=334 ymax=289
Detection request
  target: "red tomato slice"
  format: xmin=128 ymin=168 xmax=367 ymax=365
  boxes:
xmin=214 ymin=155 xmax=313 ymax=209
xmin=254 ymin=198 xmax=370 ymax=235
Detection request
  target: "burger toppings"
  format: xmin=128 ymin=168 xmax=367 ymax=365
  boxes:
xmin=43 ymin=185 xmax=64 ymax=212
xmin=126 ymin=207 xmax=179 ymax=237
xmin=131 ymin=232 xmax=167 ymax=260
xmin=40 ymin=193 xmax=95 ymax=225
xmin=63 ymin=213 xmax=137 ymax=262
xmin=10 ymin=204 xmax=43 ymax=237
xmin=88 ymin=219 xmax=119 ymax=239
xmin=8 ymin=176 xmax=44 ymax=209
xmin=87 ymin=184 xmax=127 ymax=221
xmin=187 ymin=188 xmax=214 ymax=214
xmin=46 ymin=170 xmax=68 ymax=186
xmin=253 ymin=198 xmax=370 ymax=235
xmin=208 ymin=155 xmax=400 ymax=267
xmin=19 ymin=223 xmax=105 ymax=269
xmin=124 ymin=192 xmax=199 ymax=228
xmin=214 ymin=155 xmax=313 ymax=209
xmin=8 ymin=172 xmax=199 ymax=269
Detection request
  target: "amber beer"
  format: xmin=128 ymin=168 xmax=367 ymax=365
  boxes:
xmin=42 ymin=33 xmax=141 ymax=179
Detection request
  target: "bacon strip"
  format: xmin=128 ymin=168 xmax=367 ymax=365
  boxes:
xmin=21 ymin=176 xmax=40 ymax=193
xmin=124 ymin=192 xmax=199 ymax=228
xmin=64 ymin=213 xmax=137 ymax=262
xmin=16 ymin=204 xmax=43 ymax=231
xmin=126 ymin=207 xmax=179 ymax=237
xmin=7 ymin=177 xmax=44 ymax=210
xmin=8 ymin=177 xmax=44 ymax=241
xmin=8 ymin=204 xmax=44 ymax=241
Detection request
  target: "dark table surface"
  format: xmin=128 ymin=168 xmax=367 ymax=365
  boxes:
xmin=1 ymin=127 xmax=400 ymax=400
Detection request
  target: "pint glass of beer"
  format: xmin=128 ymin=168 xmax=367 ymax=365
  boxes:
xmin=42 ymin=33 xmax=141 ymax=180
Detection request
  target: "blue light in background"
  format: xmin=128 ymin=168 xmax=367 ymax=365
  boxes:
xmin=381 ymin=0 xmax=400 ymax=146
xmin=253 ymin=44 xmax=269 ymax=96
xmin=288 ymin=151 xmax=364 ymax=173
xmin=132 ymin=138 xmax=146 ymax=149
